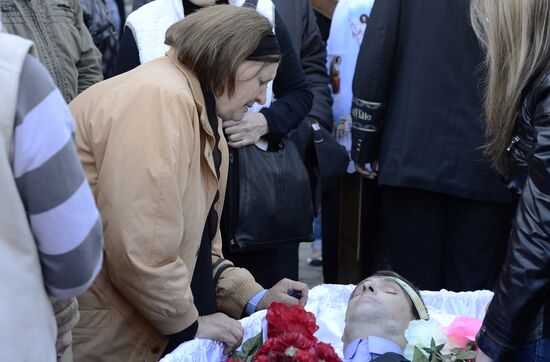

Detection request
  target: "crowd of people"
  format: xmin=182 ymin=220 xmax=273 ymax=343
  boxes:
xmin=0 ymin=0 xmax=549 ymax=361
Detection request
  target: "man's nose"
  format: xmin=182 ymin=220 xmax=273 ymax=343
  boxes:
xmin=361 ymin=281 xmax=376 ymax=294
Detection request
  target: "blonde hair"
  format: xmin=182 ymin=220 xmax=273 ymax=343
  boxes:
xmin=165 ymin=5 xmax=280 ymax=97
xmin=470 ymin=0 xmax=550 ymax=174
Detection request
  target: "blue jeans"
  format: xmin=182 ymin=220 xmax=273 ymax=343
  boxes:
xmin=500 ymin=339 xmax=550 ymax=362
xmin=312 ymin=215 xmax=322 ymax=252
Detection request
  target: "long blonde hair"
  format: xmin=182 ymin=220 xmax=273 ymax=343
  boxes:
xmin=470 ymin=0 xmax=550 ymax=174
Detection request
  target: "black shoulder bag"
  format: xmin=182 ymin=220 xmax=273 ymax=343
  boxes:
xmin=221 ymin=139 xmax=314 ymax=252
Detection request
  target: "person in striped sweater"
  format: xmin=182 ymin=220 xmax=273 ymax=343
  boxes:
xmin=0 ymin=30 xmax=103 ymax=361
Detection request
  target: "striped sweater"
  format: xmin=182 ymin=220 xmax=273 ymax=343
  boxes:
xmin=13 ymin=54 xmax=103 ymax=299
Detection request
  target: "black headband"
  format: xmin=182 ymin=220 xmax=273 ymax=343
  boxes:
xmin=247 ymin=32 xmax=280 ymax=60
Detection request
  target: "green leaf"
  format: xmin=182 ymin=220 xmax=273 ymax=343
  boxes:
xmin=435 ymin=343 xmax=445 ymax=353
xmin=229 ymin=351 xmax=248 ymax=360
xmin=454 ymin=349 xmax=478 ymax=360
xmin=413 ymin=346 xmax=430 ymax=362
xmin=430 ymin=338 xmax=437 ymax=349
xmin=241 ymin=332 xmax=263 ymax=355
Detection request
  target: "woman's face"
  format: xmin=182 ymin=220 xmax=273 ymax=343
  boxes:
xmin=215 ymin=60 xmax=278 ymax=121
xmin=188 ymin=0 xmax=216 ymax=6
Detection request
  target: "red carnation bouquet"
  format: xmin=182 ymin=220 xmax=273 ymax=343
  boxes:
xmin=227 ymin=302 xmax=341 ymax=362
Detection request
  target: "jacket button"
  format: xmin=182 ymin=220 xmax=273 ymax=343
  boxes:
xmin=151 ymin=346 xmax=161 ymax=354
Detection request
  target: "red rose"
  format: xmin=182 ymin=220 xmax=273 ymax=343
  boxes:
xmin=266 ymin=302 xmax=319 ymax=341
xmin=256 ymin=333 xmax=315 ymax=357
xmin=314 ymin=342 xmax=341 ymax=362
xmin=293 ymin=349 xmax=317 ymax=362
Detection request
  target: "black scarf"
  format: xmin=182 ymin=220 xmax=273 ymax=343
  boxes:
xmin=182 ymin=0 xmax=228 ymax=16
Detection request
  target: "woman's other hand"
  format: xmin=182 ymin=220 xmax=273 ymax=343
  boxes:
xmin=196 ymin=313 xmax=244 ymax=355
xmin=223 ymin=112 xmax=269 ymax=148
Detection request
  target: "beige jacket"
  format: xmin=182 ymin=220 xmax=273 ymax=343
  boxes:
xmin=70 ymin=52 xmax=263 ymax=361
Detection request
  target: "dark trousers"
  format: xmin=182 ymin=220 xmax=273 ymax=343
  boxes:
xmin=321 ymin=181 xmax=341 ymax=283
xmin=382 ymin=186 xmax=513 ymax=291
xmin=224 ymin=243 xmax=299 ymax=289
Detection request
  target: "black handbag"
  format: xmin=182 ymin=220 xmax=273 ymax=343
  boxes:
xmin=221 ymin=138 xmax=314 ymax=252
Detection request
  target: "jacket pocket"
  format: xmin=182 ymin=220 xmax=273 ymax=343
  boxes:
xmin=51 ymin=0 xmax=77 ymax=22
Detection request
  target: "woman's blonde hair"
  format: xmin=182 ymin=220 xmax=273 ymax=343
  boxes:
xmin=165 ymin=5 xmax=280 ymax=97
xmin=470 ymin=0 xmax=550 ymax=174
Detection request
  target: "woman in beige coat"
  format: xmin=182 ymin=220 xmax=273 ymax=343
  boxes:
xmin=69 ymin=6 xmax=308 ymax=361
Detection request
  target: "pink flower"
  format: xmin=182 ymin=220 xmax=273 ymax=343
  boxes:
xmin=444 ymin=317 xmax=482 ymax=348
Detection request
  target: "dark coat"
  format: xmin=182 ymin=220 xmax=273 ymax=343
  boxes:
xmin=373 ymin=352 xmax=409 ymax=362
xmin=273 ymin=0 xmax=333 ymax=130
xmin=477 ymin=73 xmax=550 ymax=358
xmin=351 ymin=0 xmax=511 ymax=203
xmin=80 ymin=0 xmax=119 ymax=78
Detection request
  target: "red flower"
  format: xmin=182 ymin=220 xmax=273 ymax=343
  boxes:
xmin=256 ymin=333 xmax=315 ymax=357
xmin=314 ymin=342 xmax=341 ymax=362
xmin=266 ymin=302 xmax=319 ymax=341
xmin=293 ymin=349 xmax=317 ymax=362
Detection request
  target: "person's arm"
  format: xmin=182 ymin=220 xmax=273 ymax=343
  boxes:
xmin=73 ymin=0 xmax=104 ymax=93
xmin=299 ymin=0 xmax=333 ymax=131
xmin=351 ymin=0 xmax=401 ymax=167
xmin=211 ymin=230 xmax=308 ymax=318
xmin=112 ymin=26 xmax=142 ymax=76
xmin=477 ymin=83 xmax=550 ymax=359
xmin=14 ymin=55 xmax=103 ymax=300
xmin=260 ymin=12 xmax=313 ymax=139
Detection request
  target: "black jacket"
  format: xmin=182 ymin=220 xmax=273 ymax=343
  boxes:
xmin=81 ymin=0 xmax=119 ymax=78
xmin=113 ymin=5 xmax=312 ymax=139
xmin=477 ymin=73 xmax=550 ymax=358
xmin=273 ymin=0 xmax=333 ymax=130
xmin=373 ymin=352 xmax=409 ymax=362
xmin=350 ymin=0 xmax=511 ymax=203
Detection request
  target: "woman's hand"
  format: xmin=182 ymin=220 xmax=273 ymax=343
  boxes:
xmin=196 ymin=313 xmax=244 ymax=355
xmin=256 ymin=278 xmax=309 ymax=311
xmin=223 ymin=112 xmax=269 ymax=148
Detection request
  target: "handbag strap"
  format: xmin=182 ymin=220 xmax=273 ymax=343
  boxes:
xmin=306 ymin=117 xmax=326 ymax=145
xmin=245 ymin=0 xmax=258 ymax=7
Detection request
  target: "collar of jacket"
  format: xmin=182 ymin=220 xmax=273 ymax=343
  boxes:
xmin=165 ymin=49 xmax=216 ymax=139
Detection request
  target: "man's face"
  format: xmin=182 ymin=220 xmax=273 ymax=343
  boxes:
xmin=345 ymin=276 xmax=415 ymax=334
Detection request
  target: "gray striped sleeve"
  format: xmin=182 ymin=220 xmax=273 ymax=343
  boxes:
xmin=15 ymin=55 xmax=57 ymax=127
xmin=40 ymin=219 xmax=103 ymax=290
xmin=15 ymin=140 xmax=85 ymax=214
xmin=14 ymin=54 xmax=103 ymax=298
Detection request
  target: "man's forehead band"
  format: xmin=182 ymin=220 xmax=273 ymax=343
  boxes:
xmin=387 ymin=277 xmax=429 ymax=320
